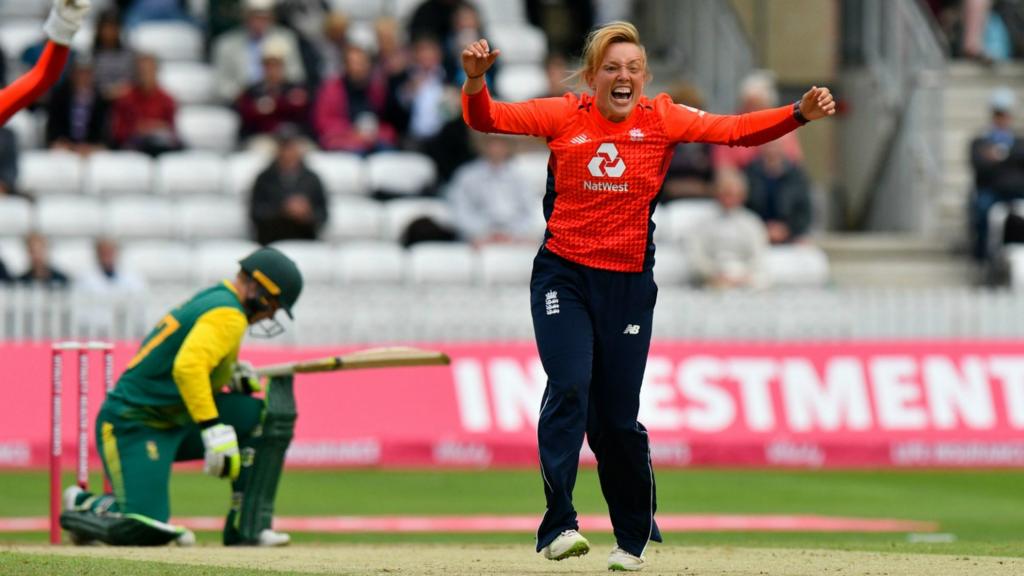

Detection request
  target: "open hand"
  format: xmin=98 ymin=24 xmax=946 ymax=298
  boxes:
xmin=798 ymin=86 xmax=836 ymax=122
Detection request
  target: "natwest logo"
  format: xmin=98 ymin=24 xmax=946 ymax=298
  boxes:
xmin=587 ymin=143 xmax=626 ymax=178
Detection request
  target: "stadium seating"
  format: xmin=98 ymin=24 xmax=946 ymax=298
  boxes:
xmin=366 ymin=151 xmax=436 ymax=196
xmin=85 ymin=151 xmax=154 ymax=197
xmin=337 ymin=241 xmax=406 ymax=284
xmin=327 ymin=0 xmax=385 ymax=20
xmin=306 ymin=151 xmax=367 ymax=196
xmin=7 ymin=110 xmax=41 ymax=151
xmin=176 ymin=106 xmax=240 ymax=153
xmin=652 ymin=246 xmax=691 ymax=286
xmin=195 ymin=239 xmax=261 ymax=284
xmin=323 ymin=196 xmax=384 ymax=241
xmin=0 ymin=196 xmax=32 ymax=238
xmin=408 ymin=242 xmax=477 ymax=285
xmin=487 ymin=24 xmax=547 ymax=65
xmin=764 ymin=244 xmax=831 ymax=287
xmin=0 ymin=237 xmax=28 ymax=275
xmin=478 ymin=244 xmax=536 ymax=285
xmin=35 ymin=197 xmax=106 ymax=238
xmin=382 ymin=197 xmax=453 ymax=242
xmin=476 ymin=0 xmax=528 ymax=24
xmin=156 ymin=151 xmax=226 ymax=197
xmin=495 ymin=64 xmax=549 ymax=102
xmin=107 ymin=196 xmax=177 ymax=240
xmin=664 ymin=200 xmax=719 ymax=244
xmin=50 ymin=238 xmax=98 ymax=280
xmin=158 ymin=61 xmax=217 ymax=106
xmin=0 ymin=20 xmax=44 ymax=64
xmin=18 ymin=150 xmax=83 ymax=197
xmin=121 ymin=240 xmax=193 ymax=284
xmin=225 ymin=150 xmax=273 ymax=198
xmin=128 ymin=21 xmax=204 ymax=61
xmin=269 ymin=240 xmax=337 ymax=285
xmin=178 ymin=196 xmax=248 ymax=240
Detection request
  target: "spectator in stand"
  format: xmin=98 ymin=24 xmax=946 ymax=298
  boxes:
xmin=399 ymin=36 xmax=448 ymax=147
xmin=712 ymin=70 xmax=803 ymax=170
xmin=688 ymin=168 xmax=769 ymax=290
xmin=446 ymin=3 xmax=494 ymax=87
xmin=236 ymin=37 xmax=311 ymax=148
xmin=212 ymin=0 xmax=306 ymax=102
xmin=660 ymin=83 xmax=714 ymax=203
xmin=448 ymin=133 xmax=537 ymax=246
xmin=316 ymin=11 xmax=349 ymax=80
xmin=376 ymin=17 xmax=409 ymax=78
xmin=249 ymin=125 xmax=328 ymax=245
xmin=46 ymin=60 xmax=112 ymax=154
xmin=273 ymin=0 xmax=332 ymax=92
xmin=75 ymin=237 xmax=148 ymax=335
xmin=313 ymin=44 xmax=399 ymax=154
xmin=407 ymin=0 xmax=461 ymax=50
xmin=16 ymin=232 xmax=69 ymax=288
xmin=111 ymin=53 xmax=181 ymax=156
xmin=91 ymin=9 xmax=135 ymax=103
xmin=969 ymin=87 xmax=1024 ymax=260
xmin=744 ymin=138 xmax=813 ymax=244
xmin=0 ymin=127 xmax=17 ymax=198
xmin=544 ymin=52 xmax=571 ymax=97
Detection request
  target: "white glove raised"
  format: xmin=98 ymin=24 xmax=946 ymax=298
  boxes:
xmin=200 ymin=423 xmax=240 ymax=481
xmin=44 ymin=0 xmax=92 ymax=46
xmin=231 ymin=360 xmax=261 ymax=394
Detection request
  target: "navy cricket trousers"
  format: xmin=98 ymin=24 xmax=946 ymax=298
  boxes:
xmin=531 ymin=247 xmax=663 ymax=557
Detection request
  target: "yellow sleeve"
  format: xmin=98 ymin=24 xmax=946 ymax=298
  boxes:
xmin=172 ymin=307 xmax=247 ymax=423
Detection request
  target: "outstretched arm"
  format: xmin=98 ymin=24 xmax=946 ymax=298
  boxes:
xmin=0 ymin=0 xmax=90 ymax=126
xmin=460 ymin=38 xmax=570 ymax=138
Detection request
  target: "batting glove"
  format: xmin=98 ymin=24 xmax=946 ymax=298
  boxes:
xmin=231 ymin=360 xmax=262 ymax=394
xmin=44 ymin=0 xmax=91 ymax=46
xmin=200 ymin=423 xmax=240 ymax=481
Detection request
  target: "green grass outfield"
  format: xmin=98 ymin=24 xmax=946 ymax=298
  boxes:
xmin=1 ymin=468 xmax=1022 ymax=559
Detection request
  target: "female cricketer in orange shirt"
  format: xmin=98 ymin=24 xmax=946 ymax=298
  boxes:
xmin=462 ymin=21 xmax=834 ymax=571
xmin=0 ymin=0 xmax=91 ymax=126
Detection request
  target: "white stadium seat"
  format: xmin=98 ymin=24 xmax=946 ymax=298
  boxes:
xmin=367 ymin=151 xmax=436 ymax=196
xmin=159 ymin=61 xmax=217 ymax=106
xmin=107 ymin=196 xmax=177 ymax=240
xmin=225 ymin=151 xmax=272 ymax=198
xmin=514 ymin=150 xmax=551 ymax=199
xmin=121 ymin=240 xmax=194 ymax=284
xmin=307 ymin=151 xmax=367 ymax=196
xmin=495 ymin=64 xmax=549 ymax=102
xmin=51 ymin=238 xmax=99 ymax=280
xmin=475 ymin=0 xmax=527 ymax=24
xmin=653 ymin=246 xmax=691 ymax=286
xmin=36 ymin=197 xmax=106 ymax=237
xmin=665 ymin=199 xmax=719 ymax=243
xmin=19 ymin=150 xmax=84 ymax=197
xmin=195 ymin=239 xmax=261 ymax=284
xmin=269 ymin=240 xmax=336 ymax=284
xmin=129 ymin=21 xmax=204 ymax=61
xmin=487 ymin=24 xmax=547 ymax=65
xmin=765 ymin=244 xmax=831 ymax=287
xmin=383 ymin=198 xmax=453 ymax=242
xmin=176 ymin=106 xmax=240 ymax=153
xmin=178 ymin=196 xmax=247 ymax=240
xmin=0 ymin=2 xmax=47 ymax=19
xmin=324 ymin=196 xmax=384 ymax=241
xmin=327 ymin=0 xmax=385 ymax=20
xmin=156 ymin=151 xmax=227 ymax=196
xmin=336 ymin=241 xmax=406 ymax=284
xmin=0 ymin=238 xmax=28 ymax=276
xmin=408 ymin=242 xmax=476 ymax=285
xmin=0 ymin=196 xmax=32 ymax=237
xmin=7 ymin=110 xmax=41 ymax=151
xmin=478 ymin=244 xmax=536 ymax=285
xmin=0 ymin=20 xmax=45 ymax=63
xmin=85 ymin=151 xmax=154 ymax=197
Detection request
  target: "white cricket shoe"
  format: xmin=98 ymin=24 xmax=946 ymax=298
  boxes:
xmin=62 ymin=485 xmax=84 ymax=512
xmin=257 ymin=528 xmax=290 ymax=547
xmin=541 ymin=529 xmax=590 ymax=560
xmin=175 ymin=529 xmax=196 ymax=547
xmin=607 ymin=546 xmax=645 ymax=571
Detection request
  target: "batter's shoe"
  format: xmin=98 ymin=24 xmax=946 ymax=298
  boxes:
xmin=62 ymin=486 xmax=95 ymax=546
xmin=175 ymin=529 xmax=196 ymax=547
xmin=257 ymin=528 xmax=290 ymax=546
xmin=541 ymin=529 xmax=590 ymax=560
xmin=607 ymin=546 xmax=645 ymax=571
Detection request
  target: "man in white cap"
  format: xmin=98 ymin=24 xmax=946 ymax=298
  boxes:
xmin=212 ymin=0 xmax=306 ymax=102
xmin=970 ymin=86 xmax=1024 ymax=260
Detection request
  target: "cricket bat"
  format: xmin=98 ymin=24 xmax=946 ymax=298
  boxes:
xmin=254 ymin=347 xmax=450 ymax=378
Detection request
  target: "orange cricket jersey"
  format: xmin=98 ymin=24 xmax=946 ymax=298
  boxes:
xmin=462 ymin=85 xmax=803 ymax=272
xmin=0 ymin=42 xmax=69 ymax=126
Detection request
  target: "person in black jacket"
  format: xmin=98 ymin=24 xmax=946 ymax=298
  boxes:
xmin=46 ymin=59 xmax=111 ymax=153
xmin=969 ymin=87 xmax=1024 ymax=260
xmin=744 ymin=139 xmax=813 ymax=244
xmin=249 ymin=124 xmax=327 ymax=245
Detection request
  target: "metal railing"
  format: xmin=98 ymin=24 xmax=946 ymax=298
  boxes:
xmin=839 ymin=0 xmax=946 ymax=233
xmin=6 ymin=284 xmax=1024 ymax=344
xmin=635 ymin=0 xmax=755 ymax=112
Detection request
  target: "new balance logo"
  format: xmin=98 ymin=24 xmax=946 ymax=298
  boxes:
xmin=587 ymin=143 xmax=626 ymax=178
xmin=570 ymin=134 xmax=591 ymax=145
xmin=623 ymin=324 xmax=640 ymax=335
xmin=545 ymin=290 xmax=560 ymax=316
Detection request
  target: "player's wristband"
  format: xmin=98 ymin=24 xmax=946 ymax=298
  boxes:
xmin=792 ymin=101 xmax=809 ymax=125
